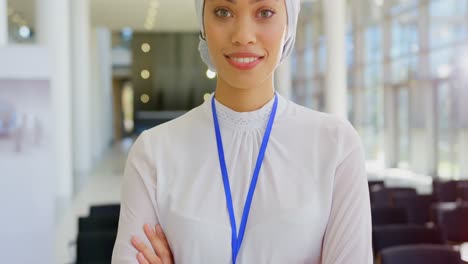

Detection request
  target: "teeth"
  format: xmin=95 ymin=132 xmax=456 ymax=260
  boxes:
xmin=230 ymin=57 xmax=259 ymax=64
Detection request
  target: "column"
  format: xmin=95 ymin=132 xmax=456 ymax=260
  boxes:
xmin=415 ymin=0 xmax=437 ymax=175
xmin=351 ymin=0 xmax=366 ymax=134
xmin=457 ymin=44 xmax=468 ymax=179
xmin=382 ymin=0 xmax=397 ymax=167
xmin=275 ymin=56 xmax=292 ymax=99
xmin=71 ymin=0 xmax=93 ymax=189
xmin=36 ymin=0 xmax=73 ymax=198
xmin=322 ymin=0 xmax=347 ymax=118
xmin=90 ymin=27 xmax=113 ymax=162
xmin=0 ymin=0 xmax=7 ymax=45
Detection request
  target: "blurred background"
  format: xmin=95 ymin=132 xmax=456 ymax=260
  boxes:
xmin=0 ymin=0 xmax=467 ymax=263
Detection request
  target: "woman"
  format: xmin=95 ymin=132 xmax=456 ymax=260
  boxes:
xmin=112 ymin=0 xmax=373 ymax=263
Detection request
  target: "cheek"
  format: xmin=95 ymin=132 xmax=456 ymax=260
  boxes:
xmin=204 ymin=24 xmax=228 ymax=56
xmin=259 ymin=25 xmax=286 ymax=60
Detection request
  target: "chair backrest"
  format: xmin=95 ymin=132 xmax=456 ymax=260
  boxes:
xmin=433 ymin=180 xmax=459 ymax=202
xmin=458 ymin=185 xmax=468 ymax=202
xmin=76 ymin=231 xmax=117 ymax=263
xmin=78 ymin=216 xmax=119 ymax=233
xmin=370 ymin=187 xmax=417 ymax=207
xmin=369 ymin=180 xmax=385 ymax=189
xmin=373 ymin=225 xmax=443 ymax=255
xmin=380 ymin=244 xmax=461 ymax=264
xmin=393 ymin=194 xmax=436 ymax=225
xmin=370 ymin=187 xmax=392 ymax=207
xmin=437 ymin=206 xmax=468 ymax=243
xmin=90 ymin=204 xmax=120 ymax=218
xmin=388 ymin=187 xmax=418 ymax=198
xmin=371 ymin=207 xmax=408 ymax=226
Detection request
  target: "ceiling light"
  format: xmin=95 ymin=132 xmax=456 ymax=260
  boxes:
xmin=140 ymin=94 xmax=150 ymax=104
xmin=141 ymin=43 xmax=151 ymax=53
xmin=206 ymin=69 xmax=216 ymax=79
xmin=141 ymin=70 xmax=151 ymax=79
xmin=121 ymin=27 xmax=133 ymax=40
xmin=18 ymin=26 xmax=31 ymax=39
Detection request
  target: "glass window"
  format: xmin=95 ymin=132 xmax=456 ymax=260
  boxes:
xmin=365 ymin=26 xmax=383 ymax=63
xmin=430 ymin=0 xmax=467 ymax=48
xmin=391 ymin=10 xmax=419 ymax=58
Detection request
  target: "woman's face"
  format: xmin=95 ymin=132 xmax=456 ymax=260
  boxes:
xmin=203 ymin=0 xmax=287 ymax=90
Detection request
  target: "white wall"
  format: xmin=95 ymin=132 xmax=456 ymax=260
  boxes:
xmin=0 ymin=64 xmax=54 ymax=263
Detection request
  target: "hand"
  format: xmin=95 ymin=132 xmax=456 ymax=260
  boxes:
xmin=131 ymin=224 xmax=174 ymax=264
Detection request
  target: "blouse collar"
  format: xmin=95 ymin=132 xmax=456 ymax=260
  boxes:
xmin=203 ymin=92 xmax=286 ymax=130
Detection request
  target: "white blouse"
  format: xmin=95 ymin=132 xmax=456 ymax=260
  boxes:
xmin=112 ymin=93 xmax=373 ymax=264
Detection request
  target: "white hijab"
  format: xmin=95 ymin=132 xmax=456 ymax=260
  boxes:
xmin=194 ymin=0 xmax=301 ymax=71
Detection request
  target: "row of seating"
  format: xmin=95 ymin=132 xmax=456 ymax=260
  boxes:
xmin=75 ymin=204 xmax=120 ymax=264
xmin=73 ymin=179 xmax=468 ymax=263
xmin=369 ymin=179 xmax=468 ymax=263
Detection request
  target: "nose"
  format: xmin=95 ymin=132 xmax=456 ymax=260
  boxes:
xmin=231 ymin=16 xmax=256 ymax=46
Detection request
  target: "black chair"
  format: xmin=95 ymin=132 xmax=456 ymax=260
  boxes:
xmin=381 ymin=244 xmax=462 ymax=264
xmin=458 ymin=185 xmax=468 ymax=202
xmin=90 ymin=204 xmax=120 ymax=218
xmin=370 ymin=187 xmax=417 ymax=207
xmin=368 ymin=180 xmax=385 ymax=189
xmin=437 ymin=206 xmax=468 ymax=243
xmin=373 ymin=225 xmax=443 ymax=256
xmin=370 ymin=186 xmax=392 ymax=207
xmin=394 ymin=194 xmax=436 ymax=225
xmin=76 ymin=231 xmax=117 ymax=263
xmin=433 ymin=180 xmax=459 ymax=202
xmin=371 ymin=207 xmax=408 ymax=226
xmin=79 ymin=216 xmax=119 ymax=233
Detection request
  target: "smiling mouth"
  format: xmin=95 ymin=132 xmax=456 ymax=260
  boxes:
xmin=224 ymin=55 xmax=264 ymax=64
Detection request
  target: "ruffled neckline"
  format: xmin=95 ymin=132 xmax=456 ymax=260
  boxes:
xmin=203 ymin=92 xmax=286 ymax=130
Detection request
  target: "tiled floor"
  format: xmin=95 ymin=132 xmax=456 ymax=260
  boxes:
xmin=54 ymin=138 xmax=134 ymax=264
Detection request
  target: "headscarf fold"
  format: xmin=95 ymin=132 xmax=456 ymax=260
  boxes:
xmin=194 ymin=0 xmax=301 ymax=71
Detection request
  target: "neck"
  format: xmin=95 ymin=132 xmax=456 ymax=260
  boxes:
xmin=214 ymin=77 xmax=275 ymax=112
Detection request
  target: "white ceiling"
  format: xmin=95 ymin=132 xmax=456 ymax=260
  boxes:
xmin=8 ymin=0 xmax=200 ymax=32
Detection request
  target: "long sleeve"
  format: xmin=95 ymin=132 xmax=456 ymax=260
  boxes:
xmin=112 ymin=130 xmax=160 ymax=263
xmin=321 ymin=123 xmax=373 ymax=263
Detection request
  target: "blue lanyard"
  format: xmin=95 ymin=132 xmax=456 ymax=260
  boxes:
xmin=211 ymin=93 xmax=278 ymax=264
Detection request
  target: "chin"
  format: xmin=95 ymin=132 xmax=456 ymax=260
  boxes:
xmin=222 ymin=74 xmax=265 ymax=90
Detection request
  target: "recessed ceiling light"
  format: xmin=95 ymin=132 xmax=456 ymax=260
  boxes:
xmin=140 ymin=94 xmax=150 ymax=104
xmin=141 ymin=43 xmax=151 ymax=53
xmin=141 ymin=70 xmax=151 ymax=79
xmin=206 ymin=69 xmax=216 ymax=79
xmin=18 ymin=26 xmax=31 ymax=38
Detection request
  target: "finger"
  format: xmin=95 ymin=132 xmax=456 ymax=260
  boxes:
xmin=155 ymin=224 xmax=170 ymax=248
xmin=155 ymin=225 xmax=174 ymax=263
xmin=144 ymin=224 xmax=171 ymax=260
xmin=131 ymin=236 xmax=162 ymax=264
xmin=136 ymin=252 xmax=150 ymax=264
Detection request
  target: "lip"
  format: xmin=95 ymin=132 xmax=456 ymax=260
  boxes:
xmin=226 ymin=52 xmax=264 ymax=58
xmin=224 ymin=52 xmax=265 ymax=71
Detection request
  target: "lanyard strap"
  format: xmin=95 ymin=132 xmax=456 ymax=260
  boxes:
xmin=211 ymin=93 xmax=279 ymax=264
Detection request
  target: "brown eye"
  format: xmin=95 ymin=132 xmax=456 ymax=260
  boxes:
xmin=259 ymin=9 xmax=275 ymax=18
xmin=215 ymin=8 xmax=232 ymax=18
